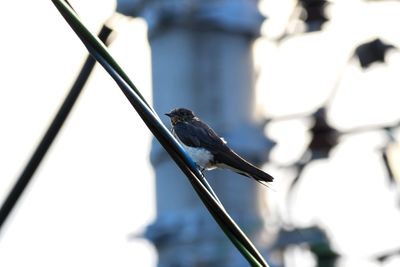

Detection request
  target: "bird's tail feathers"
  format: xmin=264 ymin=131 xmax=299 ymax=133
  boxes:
xmin=215 ymin=150 xmax=274 ymax=184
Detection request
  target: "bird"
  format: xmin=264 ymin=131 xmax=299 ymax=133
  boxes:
xmin=165 ymin=108 xmax=274 ymax=185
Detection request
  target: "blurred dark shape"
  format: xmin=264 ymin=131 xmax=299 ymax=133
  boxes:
xmin=375 ymin=248 xmax=400 ymax=263
xmin=288 ymin=157 xmax=309 ymax=193
xmin=381 ymin=149 xmax=395 ymax=184
xmin=380 ymin=128 xmax=400 ymax=206
xmin=354 ymin=38 xmax=396 ymax=68
xmin=380 ymin=127 xmax=399 ymax=185
xmin=288 ymin=108 xmax=339 ymax=193
xmin=310 ymin=242 xmax=339 ymax=267
xmin=308 ymin=107 xmax=339 ymax=160
xmin=299 ymin=0 xmax=329 ymax=31
xmin=272 ymin=225 xmax=339 ymax=267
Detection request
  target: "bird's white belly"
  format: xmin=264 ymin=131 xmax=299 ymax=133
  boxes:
xmin=181 ymin=143 xmax=215 ymax=170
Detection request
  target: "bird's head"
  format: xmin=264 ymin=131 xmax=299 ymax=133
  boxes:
xmin=165 ymin=108 xmax=196 ymax=125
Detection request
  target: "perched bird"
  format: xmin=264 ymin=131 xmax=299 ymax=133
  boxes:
xmin=165 ymin=108 xmax=274 ymax=185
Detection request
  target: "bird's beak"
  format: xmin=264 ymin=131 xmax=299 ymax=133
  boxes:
xmin=165 ymin=112 xmax=172 ymax=117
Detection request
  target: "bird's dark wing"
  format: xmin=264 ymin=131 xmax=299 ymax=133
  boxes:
xmin=174 ymin=120 xmax=274 ymax=183
xmin=173 ymin=120 xmax=229 ymax=152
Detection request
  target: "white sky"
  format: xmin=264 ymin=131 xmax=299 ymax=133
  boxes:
xmin=0 ymin=1 xmax=156 ymax=266
xmin=1 ymin=0 xmax=400 ymax=266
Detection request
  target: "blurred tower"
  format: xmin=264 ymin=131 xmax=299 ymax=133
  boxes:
xmin=118 ymin=1 xmax=275 ymax=266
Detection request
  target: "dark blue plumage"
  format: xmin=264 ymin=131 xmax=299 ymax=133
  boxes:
xmin=166 ymin=108 xmax=274 ymax=184
xmin=173 ymin=120 xmax=228 ymax=152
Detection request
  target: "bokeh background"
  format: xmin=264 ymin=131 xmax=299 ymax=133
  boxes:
xmin=1 ymin=0 xmax=400 ymax=266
